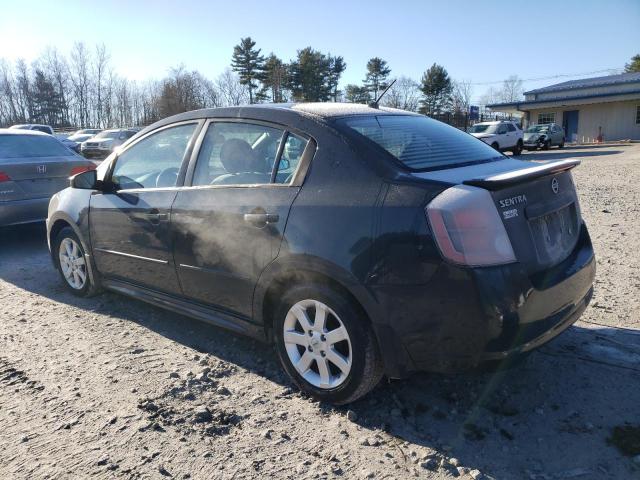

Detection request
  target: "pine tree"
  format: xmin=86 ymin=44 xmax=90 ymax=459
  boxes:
xmin=261 ymin=53 xmax=288 ymax=103
xmin=364 ymin=57 xmax=391 ymax=100
xmin=419 ymin=63 xmax=453 ymax=115
xmin=231 ymin=37 xmax=265 ymax=104
xmin=287 ymin=47 xmax=332 ymax=102
xmin=32 ymin=69 xmax=64 ymax=126
xmin=344 ymin=84 xmax=371 ymax=104
xmin=327 ymin=55 xmax=346 ymax=102
xmin=625 ymin=54 xmax=640 ymax=73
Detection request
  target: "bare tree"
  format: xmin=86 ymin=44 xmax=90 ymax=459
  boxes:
xmin=452 ymin=79 xmax=473 ymax=113
xmin=93 ymin=44 xmax=110 ymax=127
xmin=500 ymin=75 xmax=524 ymax=103
xmin=382 ymin=76 xmax=420 ymax=111
xmin=70 ymin=42 xmax=91 ymax=127
xmin=216 ymin=68 xmax=248 ymax=106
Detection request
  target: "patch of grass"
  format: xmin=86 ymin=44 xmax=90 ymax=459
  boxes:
xmin=607 ymin=425 xmax=640 ymax=456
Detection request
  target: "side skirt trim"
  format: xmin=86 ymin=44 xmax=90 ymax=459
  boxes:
xmin=101 ymin=278 xmax=266 ymax=341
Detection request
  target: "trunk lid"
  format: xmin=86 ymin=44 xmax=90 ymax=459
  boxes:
xmin=414 ymin=159 xmax=581 ymax=273
xmin=0 ymin=155 xmax=90 ymax=201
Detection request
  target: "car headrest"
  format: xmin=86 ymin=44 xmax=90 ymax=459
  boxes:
xmin=219 ymin=138 xmax=255 ymax=174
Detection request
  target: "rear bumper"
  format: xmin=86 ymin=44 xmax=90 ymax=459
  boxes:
xmin=370 ymin=223 xmax=595 ymax=376
xmin=0 ymin=197 xmax=49 ymax=227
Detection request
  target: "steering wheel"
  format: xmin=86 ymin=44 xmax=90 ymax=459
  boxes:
xmin=156 ymin=167 xmax=179 ymax=188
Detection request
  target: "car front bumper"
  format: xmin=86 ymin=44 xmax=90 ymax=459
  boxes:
xmin=370 ymin=223 xmax=595 ymax=377
xmin=81 ymin=148 xmax=112 ymax=159
xmin=0 ymin=197 xmax=50 ymax=227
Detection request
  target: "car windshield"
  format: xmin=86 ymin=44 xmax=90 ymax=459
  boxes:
xmin=337 ymin=115 xmax=503 ymax=171
xmin=94 ymin=130 xmax=120 ymax=139
xmin=526 ymin=125 xmax=550 ymax=133
xmin=0 ymin=135 xmax=72 ymax=158
xmin=68 ymin=133 xmax=93 ymax=141
xmin=468 ymin=124 xmax=497 ymax=133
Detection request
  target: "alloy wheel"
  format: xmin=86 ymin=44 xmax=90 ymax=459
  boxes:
xmin=283 ymin=299 xmax=352 ymax=389
xmin=58 ymin=237 xmax=87 ymax=290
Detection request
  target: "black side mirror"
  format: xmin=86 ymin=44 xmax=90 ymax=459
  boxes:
xmin=70 ymin=169 xmax=98 ymax=189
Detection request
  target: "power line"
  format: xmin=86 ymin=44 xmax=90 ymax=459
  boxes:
xmin=468 ymin=67 xmax=624 ymax=86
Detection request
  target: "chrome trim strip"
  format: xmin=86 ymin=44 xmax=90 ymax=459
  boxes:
xmin=94 ymin=248 xmax=168 ymax=264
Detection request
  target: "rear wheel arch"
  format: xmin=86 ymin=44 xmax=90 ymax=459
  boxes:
xmin=261 ymin=268 xmax=372 ymax=341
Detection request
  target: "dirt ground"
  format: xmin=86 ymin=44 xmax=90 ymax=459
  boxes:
xmin=1 ymin=144 xmax=639 ymax=480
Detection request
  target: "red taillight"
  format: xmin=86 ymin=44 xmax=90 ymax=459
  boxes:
xmin=70 ymin=164 xmax=96 ymax=176
xmin=0 ymin=172 xmax=10 ymax=183
xmin=426 ymin=185 xmax=516 ymax=267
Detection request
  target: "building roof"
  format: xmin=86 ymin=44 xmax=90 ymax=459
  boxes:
xmin=524 ymin=72 xmax=640 ymax=95
xmin=487 ymin=88 xmax=640 ymax=110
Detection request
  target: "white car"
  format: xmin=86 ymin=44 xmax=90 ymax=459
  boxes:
xmin=9 ymin=123 xmax=54 ymax=135
xmin=468 ymin=121 xmax=523 ymax=155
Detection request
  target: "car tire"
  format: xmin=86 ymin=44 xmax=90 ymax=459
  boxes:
xmin=512 ymin=140 xmax=523 ymax=155
xmin=273 ymin=283 xmax=384 ymax=405
xmin=491 ymin=142 xmax=500 ymax=151
xmin=543 ymin=139 xmax=551 ymax=150
xmin=559 ymin=140 xmax=565 ymax=149
xmin=54 ymin=226 xmax=100 ymax=297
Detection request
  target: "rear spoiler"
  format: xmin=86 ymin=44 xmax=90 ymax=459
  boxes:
xmin=463 ymin=159 xmax=580 ymax=190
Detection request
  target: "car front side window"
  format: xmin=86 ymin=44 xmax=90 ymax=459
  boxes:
xmin=110 ymin=123 xmax=197 ymax=190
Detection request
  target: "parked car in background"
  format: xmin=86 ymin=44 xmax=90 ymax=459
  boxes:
xmin=61 ymin=131 xmax=102 ymax=153
xmin=9 ymin=124 xmax=55 ymax=135
xmin=523 ymin=123 xmax=565 ymax=150
xmin=0 ymin=129 xmax=96 ymax=226
xmin=47 ymin=103 xmax=595 ymax=404
xmin=71 ymin=128 xmax=102 ymax=137
xmin=80 ymin=128 xmax=138 ymax=159
xmin=468 ymin=120 xmax=523 ymax=155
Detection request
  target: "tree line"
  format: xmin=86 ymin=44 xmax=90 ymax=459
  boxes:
xmin=0 ymin=37 xmax=530 ymax=129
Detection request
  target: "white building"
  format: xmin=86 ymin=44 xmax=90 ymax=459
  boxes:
xmin=488 ymin=72 xmax=640 ymax=142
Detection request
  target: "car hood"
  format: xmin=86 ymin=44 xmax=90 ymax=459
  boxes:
xmin=524 ymin=132 xmax=545 ymax=140
xmin=84 ymin=138 xmax=114 ymax=145
xmin=470 ymin=133 xmax=496 ymax=139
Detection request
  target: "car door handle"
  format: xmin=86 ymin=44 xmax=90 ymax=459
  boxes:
xmin=146 ymin=211 xmax=169 ymax=223
xmin=243 ymin=213 xmax=279 ymax=226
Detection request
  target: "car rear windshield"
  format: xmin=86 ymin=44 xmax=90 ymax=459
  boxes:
xmin=337 ymin=115 xmax=502 ymax=171
xmin=0 ymin=135 xmax=72 ymax=159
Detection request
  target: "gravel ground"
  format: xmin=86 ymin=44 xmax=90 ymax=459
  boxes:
xmin=1 ymin=144 xmax=639 ymax=480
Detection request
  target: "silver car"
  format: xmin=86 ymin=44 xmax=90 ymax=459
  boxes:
xmin=0 ymin=129 xmax=96 ymax=227
xmin=523 ymin=123 xmax=565 ymax=150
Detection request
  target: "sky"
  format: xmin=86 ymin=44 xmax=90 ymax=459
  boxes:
xmin=0 ymin=0 xmax=639 ymax=102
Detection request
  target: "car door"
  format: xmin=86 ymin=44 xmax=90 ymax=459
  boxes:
xmin=89 ymin=122 xmax=200 ymax=295
xmin=171 ymin=120 xmax=313 ymax=318
xmin=496 ymin=124 xmax=509 ymax=148
xmin=506 ymin=123 xmax=518 ymax=147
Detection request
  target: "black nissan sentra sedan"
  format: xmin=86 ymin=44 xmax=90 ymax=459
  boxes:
xmin=46 ymin=103 xmax=595 ymax=404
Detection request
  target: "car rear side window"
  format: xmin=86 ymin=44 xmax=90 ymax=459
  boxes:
xmin=192 ymin=122 xmax=286 ymax=186
xmin=337 ymin=115 xmax=502 ymax=171
xmin=274 ymin=133 xmax=308 ymax=184
xmin=0 ymin=135 xmax=72 ymax=159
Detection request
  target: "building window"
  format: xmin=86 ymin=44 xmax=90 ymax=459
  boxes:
xmin=636 ymin=105 xmax=640 ymax=124
xmin=537 ymin=112 xmax=556 ymax=124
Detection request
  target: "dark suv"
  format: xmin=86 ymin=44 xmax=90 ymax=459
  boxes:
xmin=47 ymin=104 xmax=595 ymax=404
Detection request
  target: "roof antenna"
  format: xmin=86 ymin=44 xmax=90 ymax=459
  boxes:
xmin=369 ymin=79 xmax=396 ymax=109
